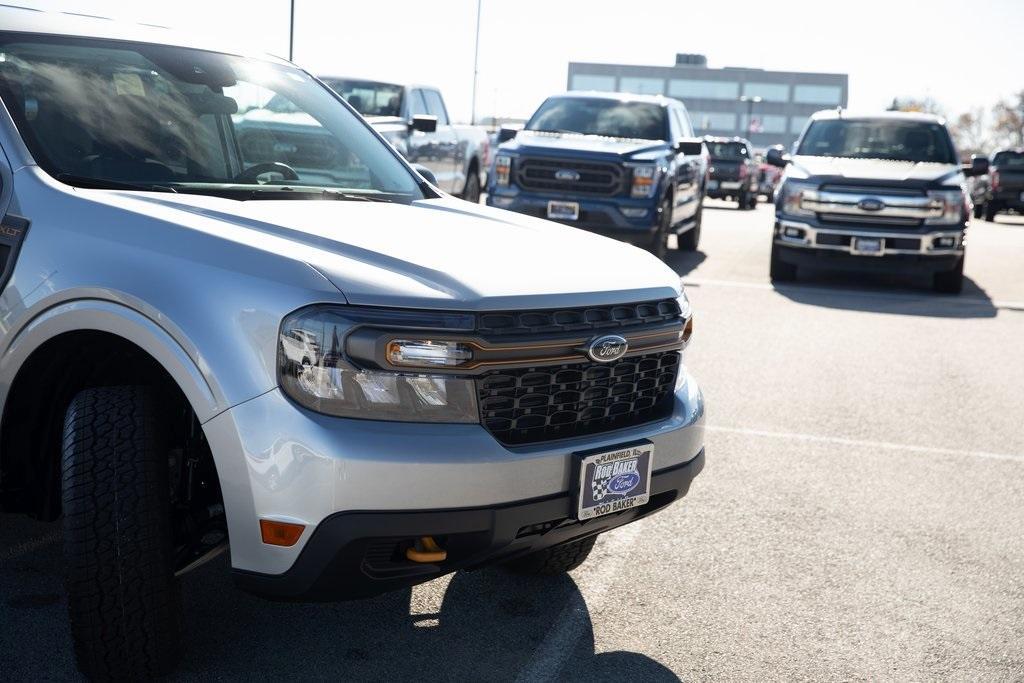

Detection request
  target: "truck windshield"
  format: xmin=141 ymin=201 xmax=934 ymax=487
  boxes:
xmin=706 ymin=142 xmax=748 ymax=160
xmin=323 ymin=79 xmax=403 ymax=118
xmin=525 ymin=97 xmax=667 ymax=141
xmin=796 ymin=119 xmax=956 ymax=164
xmin=992 ymin=151 xmax=1024 ymax=168
xmin=0 ymin=35 xmax=424 ymax=200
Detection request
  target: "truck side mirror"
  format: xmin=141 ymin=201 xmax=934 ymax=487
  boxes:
xmin=410 ymin=115 xmax=438 ymax=133
xmin=498 ymin=126 xmax=518 ymax=143
xmin=766 ymin=147 xmax=790 ymax=168
xmin=963 ymin=155 xmax=989 ymax=177
xmin=675 ymin=138 xmax=704 ymax=156
xmin=411 ymin=164 xmax=438 ymax=187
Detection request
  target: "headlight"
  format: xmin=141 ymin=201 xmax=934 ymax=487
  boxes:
xmin=778 ymin=180 xmax=817 ymax=217
xmin=494 ymin=154 xmax=512 ymax=187
xmin=630 ymin=165 xmax=659 ymax=198
xmin=925 ymin=188 xmax=966 ymax=225
xmin=278 ymin=307 xmax=479 ymax=423
xmin=676 ymin=291 xmax=693 ymax=345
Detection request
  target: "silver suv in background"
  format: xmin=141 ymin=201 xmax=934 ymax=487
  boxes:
xmin=0 ymin=8 xmax=705 ymax=679
xmin=767 ymin=111 xmax=988 ymax=293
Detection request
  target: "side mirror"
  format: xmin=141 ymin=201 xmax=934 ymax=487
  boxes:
xmin=411 ymin=164 xmax=438 ymax=187
xmin=963 ymin=155 xmax=989 ymax=177
xmin=410 ymin=115 xmax=438 ymax=133
xmin=497 ymin=126 xmax=518 ymax=143
xmin=675 ymin=137 xmax=704 ymax=156
xmin=766 ymin=147 xmax=790 ymax=168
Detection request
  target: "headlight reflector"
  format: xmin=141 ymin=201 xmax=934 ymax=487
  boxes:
xmin=386 ymin=339 xmax=473 ymax=367
xmin=925 ymin=188 xmax=966 ymax=225
xmin=494 ymin=154 xmax=512 ymax=187
xmin=630 ymin=165 xmax=658 ymax=198
xmin=779 ymin=180 xmax=817 ymax=217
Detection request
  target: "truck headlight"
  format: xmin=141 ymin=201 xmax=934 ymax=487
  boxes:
xmin=494 ymin=154 xmax=512 ymax=187
xmin=779 ymin=180 xmax=816 ymax=217
xmin=278 ymin=307 xmax=479 ymax=423
xmin=630 ymin=165 xmax=658 ymax=198
xmin=925 ymin=188 xmax=967 ymax=225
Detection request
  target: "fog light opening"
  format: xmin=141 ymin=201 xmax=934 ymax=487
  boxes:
xmin=782 ymin=226 xmax=805 ymax=240
xmin=621 ymin=207 xmax=649 ymax=218
xmin=933 ymin=236 xmax=957 ymax=249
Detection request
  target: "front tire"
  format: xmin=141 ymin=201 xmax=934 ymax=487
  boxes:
xmin=646 ymin=198 xmax=672 ymax=260
xmin=973 ymin=202 xmax=983 ymax=220
xmin=769 ymin=241 xmax=797 ymax=282
xmin=984 ymin=201 xmax=998 ymax=222
xmin=504 ymin=536 xmax=598 ymax=576
xmin=461 ymin=168 xmax=481 ymax=203
xmin=932 ymin=256 xmax=965 ymax=294
xmin=62 ymin=386 xmax=182 ymax=680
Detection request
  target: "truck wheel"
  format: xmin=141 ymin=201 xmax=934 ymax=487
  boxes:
xmin=646 ymin=198 xmax=672 ymax=260
xmin=746 ymin=191 xmax=757 ymax=210
xmin=932 ymin=257 xmax=964 ymax=294
xmin=504 ymin=535 xmax=598 ymax=576
xmin=984 ymin=202 xmax=998 ymax=222
xmin=62 ymin=386 xmax=182 ymax=680
xmin=461 ymin=170 xmax=481 ymax=203
xmin=769 ymin=242 xmax=797 ymax=282
xmin=737 ymin=191 xmax=748 ymax=210
xmin=679 ymin=209 xmax=702 ymax=252
xmin=973 ymin=202 xmax=983 ymax=219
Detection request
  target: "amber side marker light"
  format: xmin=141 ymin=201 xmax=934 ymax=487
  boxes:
xmin=682 ymin=316 xmax=694 ymax=344
xmin=260 ymin=519 xmax=306 ymax=547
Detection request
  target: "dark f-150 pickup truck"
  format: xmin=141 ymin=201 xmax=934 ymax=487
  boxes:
xmin=971 ymin=148 xmax=1024 ymax=222
xmin=766 ymin=110 xmax=988 ymax=293
xmin=486 ymin=92 xmax=706 ymax=260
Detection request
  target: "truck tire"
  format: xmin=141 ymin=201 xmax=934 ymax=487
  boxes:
xmin=646 ymin=198 xmax=672 ymax=260
xmin=62 ymin=386 xmax=182 ymax=680
xmin=973 ymin=202 xmax=983 ymax=220
xmin=461 ymin=168 xmax=481 ymax=204
xmin=679 ymin=207 xmax=702 ymax=252
xmin=737 ymin=190 xmax=748 ymax=210
xmin=984 ymin=202 xmax=998 ymax=222
xmin=504 ymin=535 xmax=598 ymax=576
xmin=769 ymin=242 xmax=797 ymax=283
xmin=932 ymin=256 xmax=964 ymax=294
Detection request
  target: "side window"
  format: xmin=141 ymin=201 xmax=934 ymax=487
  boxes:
xmin=677 ymin=107 xmax=695 ymax=138
xmin=407 ymin=89 xmax=429 ymax=118
xmin=422 ymin=90 xmax=449 ymax=127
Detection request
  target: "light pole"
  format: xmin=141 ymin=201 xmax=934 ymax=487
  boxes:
xmin=470 ymin=0 xmax=482 ymax=125
xmin=739 ymin=95 xmax=762 ymax=135
xmin=288 ymin=0 xmax=295 ymax=62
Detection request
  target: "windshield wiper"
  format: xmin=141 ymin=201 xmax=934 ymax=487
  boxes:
xmin=54 ymin=174 xmax=178 ymax=194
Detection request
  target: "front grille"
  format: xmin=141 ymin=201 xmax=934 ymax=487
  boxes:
xmin=477 ymin=350 xmax=680 ymax=445
xmin=515 ymin=158 xmax=623 ymax=196
xmin=477 ymin=299 xmax=681 ymax=338
xmin=819 ymin=213 xmax=922 ymax=227
xmin=819 ymin=184 xmax=923 ymax=196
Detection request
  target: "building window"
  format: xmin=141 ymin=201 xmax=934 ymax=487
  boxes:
xmin=571 ymin=74 xmax=616 ymax=92
xmin=740 ymin=114 xmax=787 ymax=134
xmin=790 ymin=116 xmax=809 ymax=134
xmin=741 ymin=82 xmax=790 ymax=102
xmin=668 ymin=79 xmax=739 ymax=100
xmin=690 ymin=111 xmax=737 ymax=132
xmin=619 ymin=76 xmax=665 ymax=95
xmin=793 ymin=84 xmax=842 ymax=105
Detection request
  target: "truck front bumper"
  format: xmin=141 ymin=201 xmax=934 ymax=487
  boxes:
xmin=203 ymin=372 xmax=705 ymax=599
xmin=486 ymin=191 xmax=659 ymax=246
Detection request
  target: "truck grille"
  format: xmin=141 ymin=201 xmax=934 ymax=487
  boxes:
xmin=515 ymin=158 xmax=623 ymax=196
xmin=477 ymin=299 xmax=681 ymax=338
xmin=477 ymin=350 xmax=680 ymax=446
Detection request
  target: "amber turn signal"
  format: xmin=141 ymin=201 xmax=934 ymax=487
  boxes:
xmin=259 ymin=519 xmax=305 ymax=547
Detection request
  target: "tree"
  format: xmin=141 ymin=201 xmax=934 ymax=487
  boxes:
xmin=949 ymin=109 xmax=988 ymax=158
xmin=990 ymin=90 xmax=1024 ymax=148
xmin=887 ymin=96 xmax=943 ymax=115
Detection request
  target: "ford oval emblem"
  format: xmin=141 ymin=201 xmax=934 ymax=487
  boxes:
xmin=587 ymin=335 xmax=628 ymax=363
xmin=608 ymin=471 xmax=640 ymax=495
xmin=555 ymin=169 xmax=581 ymax=182
xmin=857 ymin=198 xmax=885 ymax=212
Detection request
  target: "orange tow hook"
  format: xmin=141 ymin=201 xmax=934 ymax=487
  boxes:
xmin=405 ymin=536 xmax=447 ymax=563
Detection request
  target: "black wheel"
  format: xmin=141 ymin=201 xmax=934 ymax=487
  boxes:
xmin=984 ymin=202 xmax=998 ymax=222
xmin=932 ymin=256 xmax=964 ymax=294
xmin=646 ymin=198 xmax=672 ymax=260
xmin=770 ymin=241 xmax=797 ymax=282
xmin=62 ymin=386 xmax=182 ymax=680
xmin=461 ymin=169 xmax=481 ymax=203
xmin=504 ymin=536 xmax=598 ymax=576
xmin=747 ymin=192 xmax=758 ymax=209
xmin=737 ymin=191 xmax=748 ymax=210
xmin=973 ymin=202 xmax=983 ymax=220
xmin=679 ymin=203 xmax=702 ymax=252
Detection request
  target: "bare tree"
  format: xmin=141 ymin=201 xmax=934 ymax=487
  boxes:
xmin=990 ymin=90 xmax=1024 ymax=148
xmin=949 ymin=109 xmax=988 ymax=158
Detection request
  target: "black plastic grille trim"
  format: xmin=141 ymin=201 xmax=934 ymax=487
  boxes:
xmin=477 ymin=299 xmax=681 ymax=338
xmin=478 ymin=350 xmax=680 ymax=446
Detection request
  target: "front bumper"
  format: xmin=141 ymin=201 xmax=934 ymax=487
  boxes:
xmin=486 ymin=190 xmax=658 ymax=245
xmin=203 ymin=372 xmax=705 ymax=581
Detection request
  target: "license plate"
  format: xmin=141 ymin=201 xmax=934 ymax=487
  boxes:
xmin=852 ymin=237 xmax=884 ymax=256
xmin=707 ymin=180 xmax=719 ymax=190
xmin=720 ymin=181 xmax=741 ymax=190
xmin=575 ymin=443 xmax=653 ymax=520
xmin=547 ymin=200 xmax=579 ymax=221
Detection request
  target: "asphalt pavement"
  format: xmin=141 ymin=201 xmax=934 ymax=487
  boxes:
xmin=2 ymin=199 xmax=1022 ymax=681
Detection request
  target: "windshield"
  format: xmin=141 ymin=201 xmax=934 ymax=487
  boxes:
xmin=323 ymin=79 xmax=403 ymax=118
xmin=706 ymin=142 xmax=748 ymax=160
xmin=525 ymin=97 xmax=667 ymax=141
xmin=993 ymin=151 xmax=1024 ymax=168
xmin=0 ymin=35 xmax=423 ymax=200
xmin=796 ymin=119 xmax=956 ymax=164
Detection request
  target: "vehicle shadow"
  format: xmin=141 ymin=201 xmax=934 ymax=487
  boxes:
xmin=664 ymin=248 xmax=706 ymax=278
xmin=0 ymin=517 xmax=677 ymax=682
xmin=772 ymin=269 xmax=998 ymax=319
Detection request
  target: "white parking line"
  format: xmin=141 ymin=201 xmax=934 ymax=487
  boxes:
xmin=514 ymin=523 xmax=643 ymax=682
xmin=706 ymin=425 xmax=1024 ymax=463
xmin=681 ymin=277 xmax=1024 ymax=311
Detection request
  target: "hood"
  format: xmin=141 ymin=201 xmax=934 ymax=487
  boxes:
xmin=92 ymin=192 xmax=681 ymax=310
xmin=503 ymin=131 xmax=667 ymax=161
xmin=790 ymin=156 xmax=962 ymax=186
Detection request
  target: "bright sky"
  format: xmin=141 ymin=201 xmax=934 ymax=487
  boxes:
xmin=16 ymin=0 xmax=1024 ymax=123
